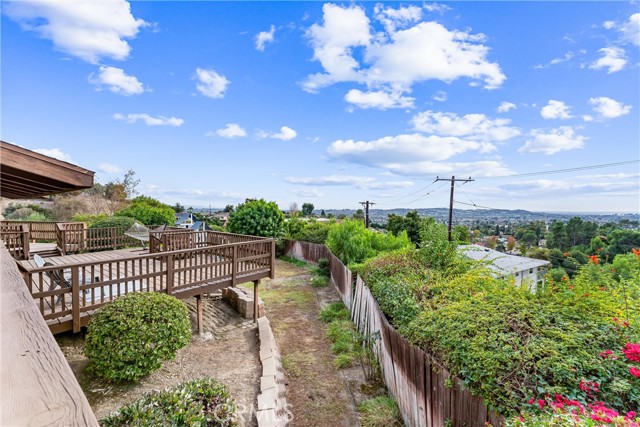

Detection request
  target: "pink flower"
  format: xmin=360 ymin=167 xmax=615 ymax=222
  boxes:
xmin=537 ymin=399 xmax=545 ymax=410
xmin=599 ymin=349 xmax=613 ymax=358
xmin=626 ymin=411 xmax=637 ymax=420
xmin=630 ymin=367 xmax=640 ymax=378
xmin=623 ymin=343 xmax=640 ymax=362
xmin=527 ymin=396 xmax=535 ymax=405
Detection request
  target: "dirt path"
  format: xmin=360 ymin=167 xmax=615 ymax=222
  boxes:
xmin=57 ymin=297 xmax=261 ymax=426
xmin=250 ymin=259 xmax=361 ymax=427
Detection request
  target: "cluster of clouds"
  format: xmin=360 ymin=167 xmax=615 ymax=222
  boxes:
xmin=206 ymin=123 xmax=298 ymax=141
xmin=303 ymin=3 xmax=505 ymax=110
xmin=538 ymin=97 xmax=631 ymax=122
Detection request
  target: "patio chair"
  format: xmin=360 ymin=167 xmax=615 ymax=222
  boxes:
xmin=45 ymin=261 xmax=95 ymax=304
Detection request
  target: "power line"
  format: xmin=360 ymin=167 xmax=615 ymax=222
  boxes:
xmin=376 ymin=179 xmax=438 ymax=206
xmin=454 ymin=200 xmax=499 ymax=210
xmin=479 ymin=160 xmax=639 ymax=180
xmin=402 ymin=181 xmax=450 ymax=206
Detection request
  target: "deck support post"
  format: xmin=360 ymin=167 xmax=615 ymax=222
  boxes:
xmin=196 ymin=295 xmax=204 ymax=334
xmin=253 ymin=279 xmax=259 ymax=323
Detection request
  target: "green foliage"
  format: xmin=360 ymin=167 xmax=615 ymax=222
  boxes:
xmin=357 ymin=396 xmax=402 ymax=427
xmin=227 ymin=199 xmax=284 ymax=238
xmin=85 ymin=292 xmax=192 ymax=382
xmin=320 ymin=302 xmax=350 ymax=323
xmin=100 ymin=377 xmax=236 ymax=427
xmin=327 ymin=219 xmax=412 ymax=266
xmin=362 ymin=250 xmax=640 ymax=415
xmin=278 ymin=255 xmax=308 ymax=268
xmin=89 ymin=216 xmax=137 ymax=229
xmin=285 ymin=218 xmax=334 ymax=244
xmin=387 ymin=211 xmax=423 ymax=244
xmin=115 ymin=196 xmax=175 ymax=226
xmin=301 ymin=202 xmax=314 ymax=216
xmin=72 ymin=213 xmax=108 ymax=226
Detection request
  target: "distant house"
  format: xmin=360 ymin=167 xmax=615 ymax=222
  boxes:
xmin=212 ymin=212 xmax=230 ymax=226
xmin=458 ymin=244 xmax=550 ymax=291
xmin=175 ymin=213 xmax=212 ymax=231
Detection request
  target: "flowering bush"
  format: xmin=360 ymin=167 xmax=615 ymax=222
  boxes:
xmin=361 ymin=250 xmax=640 ymax=415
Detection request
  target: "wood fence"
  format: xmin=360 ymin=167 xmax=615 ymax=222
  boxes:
xmin=20 ymin=238 xmax=276 ymax=334
xmin=284 ymin=240 xmax=503 ymax=427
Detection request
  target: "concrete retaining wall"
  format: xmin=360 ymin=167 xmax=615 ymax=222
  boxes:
xmin=256 ymin=317 xmax=288 ymax=427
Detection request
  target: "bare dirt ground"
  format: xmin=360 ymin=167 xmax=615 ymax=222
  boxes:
xmin=57 ymin=258 xmax=375 ymax=426
xmin=245 ymin=259 xmax=377 ymax=427
xmin=57 ymin=296 xmax=261 ymax=426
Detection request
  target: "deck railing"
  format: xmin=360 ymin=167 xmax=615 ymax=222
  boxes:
xmin=20 ymin=237 xmax=275 ymax=334
xmin=0 ymin=224 xmax=30 ymax=260
xmin=1 ymin=220 xmax=84 ymax=242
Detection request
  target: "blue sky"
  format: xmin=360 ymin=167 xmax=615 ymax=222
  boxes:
xmin=2 ymin=1 xmax=639 ymax=213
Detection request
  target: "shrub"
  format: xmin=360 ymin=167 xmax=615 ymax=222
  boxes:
xmin=320 ymin=302 xmax=350 ymax=323
xmin=227 ymin=199 xmax=284 ymax=238
xmin=362 ymin=250 xmax=640 ymax=415
xmin=357 ymin=396 xmax=402 ymax=427
xmin=115 ymin=196 xmax=176 ymax=226
xmin=326 ymin=219 xmax=412 ymax=266
xmin=100 ymin=377 xmax=237 ymax=427
xmin=89 ymin=216 xmax=136 ymax=229
xmin=85 ymin=292 xmax=192 ymax=382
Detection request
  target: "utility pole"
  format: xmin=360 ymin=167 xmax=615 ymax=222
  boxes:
xmin=435 ymin=176 xmax=474 ymax=241
xmin=359 ymin=200 xmax=375 ymax=228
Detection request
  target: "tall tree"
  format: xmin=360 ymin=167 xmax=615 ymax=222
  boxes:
xmin=301 ymin=203 xmax=314 ymax=216
xmin=227 ymin=199 xmax=285 ymax=238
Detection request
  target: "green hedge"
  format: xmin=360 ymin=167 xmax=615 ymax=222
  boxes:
xmin=100 ymin=377 xmax=237 ymax=426
xmin=85 ymin=292 xmax=192 ymax=382
xmin=362 ymin=249 xmax=640 ymax=415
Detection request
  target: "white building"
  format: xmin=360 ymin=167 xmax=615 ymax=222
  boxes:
xmin=458 ymin=245 xmax=550 ymax=291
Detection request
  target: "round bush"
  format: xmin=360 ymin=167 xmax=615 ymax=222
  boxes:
xmin=85 ymin=292 xmax=192 ymax=382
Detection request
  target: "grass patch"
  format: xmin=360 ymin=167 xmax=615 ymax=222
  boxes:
xmin=281 ymin=351 xmax=316 ymax=378
xmin=357 ymin=395 xmax=402 ymax=427
xmin=319 ymin=302 xmax=350 ymax=323
xmin=310 ymin=275 xmax=329 ymax=288
xmin=279 ymin=256 xmax=308 ymax=268
xmin=322 ymin=308 xmax=362 ymax=369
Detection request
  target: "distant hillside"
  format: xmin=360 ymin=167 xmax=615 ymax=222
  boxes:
xmin=323 ymin=207 xmax=639 ymax=226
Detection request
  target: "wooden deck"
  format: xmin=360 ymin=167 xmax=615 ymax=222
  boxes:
xmin=17 ymin=239 xmax=275 ymax=334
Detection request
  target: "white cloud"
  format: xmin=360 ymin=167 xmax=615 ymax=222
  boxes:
xmin=89 ymin=66 xmax=144 ymax=95
xmin=519 ymin=126 xmax=586 ymax=155
xmin=303 ymin=3 xmax=505 ymax=110
xmin=589 ymin=47 xmax=627 ymax=73
xmin=258 ymin=126 xmax=298 ymax=141
xmin=194 ymin=68 xmax=230 ymax=98
xmin=500 ymin=174 xmax=639 ymax=196
xmin=209 ymin=123 xmax=247 ymax=139
xmin=432 ymin=91 xmax=447 ymax=102
xmin=540 ymin=100 xmax=573 ymax=120
xmin=4 ymin=0 xmax=146 ymax=63
xmin=374 ymin=4 xmax=422 ymax=33
xmin=582 ymin=115 xmax=594 ymax=122
xmin=423 ymin=3 xmax=451 ymax=14
xmin=113 ymin=113 xmax=184 ymax=126
xmin=290 ymin=188 xmax=325 ymax=198
xmin=620 ymin=13 xmax=640 ymax=46
xmin=534 ymin=51 xmax=574 ymax=69
xmin=329 ymin=134 xmax=481 ymax=163
xmin=344 ymin=88 xmax=414 ymax=109
xmin=286 ymin=175 xmax=413 ymax=190
xmin=255 ymin=25 xmax=275 ymax=51
xmin=603 ymin=21 xmax=616 ymax=30
xmin=33 ymin=148 xmax=73 ymax=163
xmin=96 ymin=162 xmax=121 ymax=174
xmin=497 ymin=101 xmax=516 ymax=113
xmin=411 ymin=110 xmax=520 ymax=142
xmin=588 ymin=96 xmax=632 ymax=119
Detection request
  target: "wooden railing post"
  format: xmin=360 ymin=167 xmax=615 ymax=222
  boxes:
xmin=20 ymin=225 xmax=30 ymax=261
xmin=56 ymin=223 xmax=66 ymax=255
xmin=71 ymin=267 xmax=80 ymax=333
xmin=112 ymin=227 xmax=117 ymax=250
xmin=231 ymin=245 xmax=238 ymax=287
xmin=270 ymin=240 xmax=275 ymax=279
xmin=166 ymin=253 xmax=174 ymax=295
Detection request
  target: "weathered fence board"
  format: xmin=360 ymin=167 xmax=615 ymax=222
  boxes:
xmin=286 ymin=240 xmax=504 ymax=427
